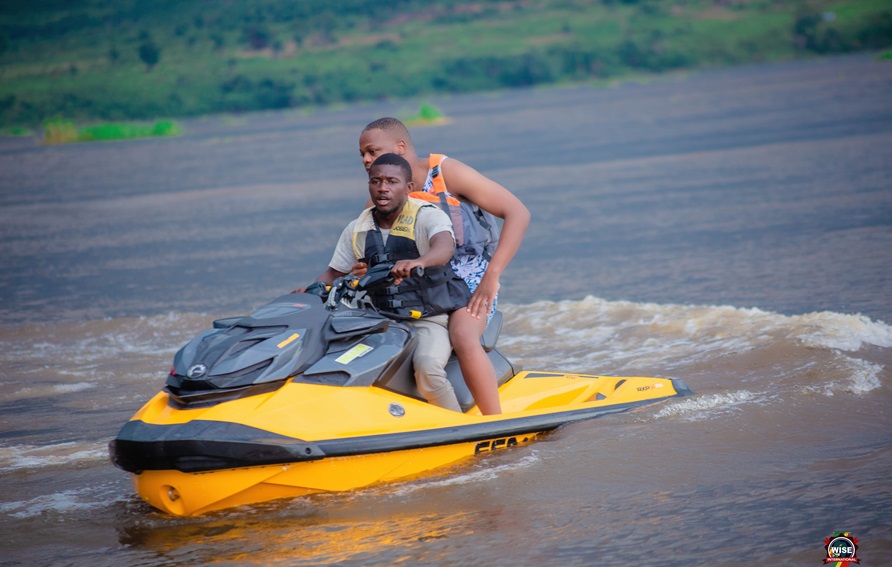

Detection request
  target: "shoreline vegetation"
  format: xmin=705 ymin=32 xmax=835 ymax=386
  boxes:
xmin=1 ymin=0 xmax=891 ymax=132
xmin=42 ymin=118 xmax=182 ymax=144
xmin=38 ymin=101 xmax=439 ymax=144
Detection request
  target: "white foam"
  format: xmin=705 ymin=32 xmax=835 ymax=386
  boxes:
xmin=653 ymin=390 xmax=760 ymax=421
xmin=845 ymin=358 xmax=883 ymax=394
xmin=0 ymin=441 xmax=108 ymax=472
xmin=386 ymin=453 xmax=540 ymax=497
xmin=0 ymin=311 xmax=210 ymax=361
xmin=501 ymin=299 xmax=760 ymax=373
xmin=7 ymin=381 xmax=95 ymax=401
xmin=808 ymin=355 xmax=884 ymax=396
xmin=795 ymin=311 xmax=892 ymax=351
xmin=0 ymin=487 xmax=101 ymax=519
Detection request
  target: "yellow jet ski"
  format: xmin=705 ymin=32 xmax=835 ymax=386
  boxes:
xmin=109 ymin=265 xmax=691 ymax=516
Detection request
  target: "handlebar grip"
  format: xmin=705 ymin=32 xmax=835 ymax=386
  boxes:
xmin=411 ymin=266 xmax=424 ymax=278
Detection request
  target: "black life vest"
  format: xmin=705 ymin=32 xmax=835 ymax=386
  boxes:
xmin=352 ymin=199 xmax=471 ymax=320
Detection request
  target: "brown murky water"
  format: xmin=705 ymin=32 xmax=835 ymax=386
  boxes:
xmin=1 ymin=53 xmax=891 ymax=565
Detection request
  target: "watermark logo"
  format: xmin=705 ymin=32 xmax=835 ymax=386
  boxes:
xmin=823 ymin=532 xmax=859 ymax=564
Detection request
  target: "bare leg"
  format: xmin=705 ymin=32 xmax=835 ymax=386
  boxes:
xmin=449 ymin=309 xmax=502 ymax=415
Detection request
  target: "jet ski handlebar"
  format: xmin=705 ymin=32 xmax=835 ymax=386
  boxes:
xmin=325 ymin=263 xmax=423 ymax=310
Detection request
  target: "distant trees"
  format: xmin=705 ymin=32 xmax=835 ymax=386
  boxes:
xmin=793 ymin=5 xmax=892 ymax=54
xmin=138 ymin=40 xmax=160 ymax=70
xmin=3 ymin=0 xmax=892 ymax=128
xmin=243 ymin=26 xmax=272 ymax=50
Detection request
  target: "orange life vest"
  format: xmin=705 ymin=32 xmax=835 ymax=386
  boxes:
xmin=409 ymin=154 xmax=500 ymax=260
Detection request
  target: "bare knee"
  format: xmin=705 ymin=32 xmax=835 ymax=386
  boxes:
xmin=450 ymin=331 xmax=478 ymax=356
xmin=449 ymin=312 xmax=485 ymax=354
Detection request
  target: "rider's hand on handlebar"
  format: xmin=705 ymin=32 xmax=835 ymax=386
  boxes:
xmin=351 ymin=261 xmax=368 ymax=277
xmin=391 ymin=260 xmax=424 ymax=285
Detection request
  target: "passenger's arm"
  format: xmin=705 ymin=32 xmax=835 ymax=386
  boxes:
xmin=441 ymin=159 xmax=531 ymax=318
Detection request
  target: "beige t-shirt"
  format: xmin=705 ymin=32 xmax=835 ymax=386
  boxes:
xmin=328 ymin=200 xmax=455 ymax=274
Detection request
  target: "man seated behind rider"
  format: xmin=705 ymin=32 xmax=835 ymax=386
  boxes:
xmin=357 ymin=117 xmax=530 ymax=415
xmin=306 ymin=153 xmax=471 ymax=412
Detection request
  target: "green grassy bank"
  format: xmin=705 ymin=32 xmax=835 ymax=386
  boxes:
xmin=1 ymin=0 xmax=890 ymax=128
xmin=42 ymin=118 xmax=182 ymax=144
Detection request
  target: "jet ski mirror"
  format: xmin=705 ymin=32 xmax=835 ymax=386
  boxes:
xmin=326 ymin=275 xmax=371 ymax=310
xmin=325 ymin=279 xmax=349 ymax=310
xmin=304 ymin=280 xmax=331 ymax=300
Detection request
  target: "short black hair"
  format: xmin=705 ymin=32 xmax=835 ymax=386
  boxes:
xmin=370 ymin=152 xmax=412 ymax=182
xmin=362 ymin=117 xmax=411 ymax=142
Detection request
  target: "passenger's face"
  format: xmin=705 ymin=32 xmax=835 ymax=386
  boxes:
xmin=359 ymin=129 xmax=402 ymax=173
xmin=367 ymin=163 xmax=412 ymax=218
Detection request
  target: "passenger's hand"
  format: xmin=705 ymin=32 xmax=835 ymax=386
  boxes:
xmin=351 ymin=261 xmax=368 ymax=277
xmin=467 ymin=272 xmax=499 ymax=320
xmin=292 ymin=286 xmax=307 ymax=293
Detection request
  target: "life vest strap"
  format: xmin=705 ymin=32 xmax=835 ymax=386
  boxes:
xmin=380 ymin=298 xmax=425 ymax=309
xmin=361 ymin=251 xmax=417 ymax=266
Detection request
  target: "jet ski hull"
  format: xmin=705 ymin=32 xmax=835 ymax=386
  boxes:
xmin=111 ymin=373 xmax=691 ymax=516
xmin=129 ymin=434 xmax=539 ymax=516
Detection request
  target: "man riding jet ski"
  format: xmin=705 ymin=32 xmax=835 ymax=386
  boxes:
xmin=300 ymin=153 xmax=474 ymax=413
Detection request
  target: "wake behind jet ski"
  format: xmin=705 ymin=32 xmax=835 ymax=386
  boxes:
xmin=109 ymin=264 xmax=692 ymax=516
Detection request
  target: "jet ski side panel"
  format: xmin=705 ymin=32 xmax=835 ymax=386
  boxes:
xmin=131 ymin=435 xmax=542 ymax=516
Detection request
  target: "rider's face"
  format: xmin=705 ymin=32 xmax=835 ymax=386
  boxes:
xmin=367 ymin=163 xmax=412 ymax=218
xmin=359 ymin=129 xmax=403 ymax=173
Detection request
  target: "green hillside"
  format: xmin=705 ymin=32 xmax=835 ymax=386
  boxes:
xmin=1 ymin=0 xmax=890 ymax=128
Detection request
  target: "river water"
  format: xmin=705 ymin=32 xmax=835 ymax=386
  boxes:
xmin=1 ymin=53 xmax=891 ymax=566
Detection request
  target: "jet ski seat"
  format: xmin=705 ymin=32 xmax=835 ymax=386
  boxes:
xmin=374 ymin=310 xmax=519 ymax=413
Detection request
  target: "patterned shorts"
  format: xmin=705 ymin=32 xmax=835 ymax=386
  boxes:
xmin=451 ymin=254 xmax=497 ymax=322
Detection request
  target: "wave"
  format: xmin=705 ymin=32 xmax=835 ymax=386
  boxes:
xmin=653 ymin=390 xmax=763 ymax=422
xmin=0 ymin=484 xmax=117 ymax=519
xmin=0 ymin=312 xmax=213 ymax=401
xmin=0 ymin=441 xmax=108 ymax=472
xmin=3 ymin=298 xmax=887 ymax=373
xmin=499 ymin=297 xmax=890 ymax=395
xmin=807 ymin=355 xmax=884 ymax=396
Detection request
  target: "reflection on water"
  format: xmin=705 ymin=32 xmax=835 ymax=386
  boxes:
xmin=117 ymin=505 xmax=485 ymax=565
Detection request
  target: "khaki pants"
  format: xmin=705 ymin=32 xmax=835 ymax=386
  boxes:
xmin=411 ymin=315 xmax=461 ymax=412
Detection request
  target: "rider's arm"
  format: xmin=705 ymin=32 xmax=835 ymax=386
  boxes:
xmin=391 ymin=230 xmax=454 ymax=278
xmin=293 ymin=223 xmax=355 ymax=292
xmin=314 ymin=266 xmax=349 ymax=285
